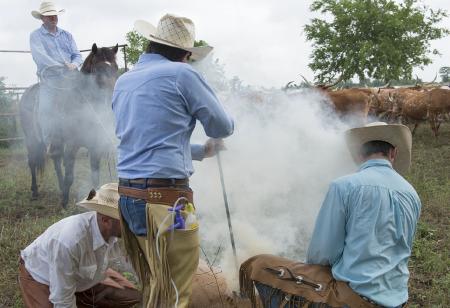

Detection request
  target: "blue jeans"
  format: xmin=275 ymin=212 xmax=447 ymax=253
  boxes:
xmin=255 ymin=283 xmax=404 ymax=308
xmin=38 ymin=82 xmax=59 ymax=145
xmin=118 ymin=180 xmax=191 ymax=236
xmin=38 ymin=76 xmax=73 ymax=145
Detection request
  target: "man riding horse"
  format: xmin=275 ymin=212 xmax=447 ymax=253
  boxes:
xmin=30 ymin=1 xmax=82 ymax=151
xmin=21 ymin=1 xmax=119 ymax=207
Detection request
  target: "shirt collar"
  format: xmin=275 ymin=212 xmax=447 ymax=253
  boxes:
xmin=40 ymin=24 xmax=61 ymax=36
xmin=91 ymin=212 xmax=117 ymax=250
xmin=137 ymin=53 xmax=168 ymax=65
xmin=359 ymin=158 xmax=393 ymax=171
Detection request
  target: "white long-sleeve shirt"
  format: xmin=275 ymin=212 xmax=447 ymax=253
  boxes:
xmin=21 ymin=212 xmax=121 ymax=308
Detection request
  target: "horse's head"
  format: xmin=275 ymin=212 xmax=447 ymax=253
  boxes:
xmin=81 ymin=43 xmax=119 ymax=89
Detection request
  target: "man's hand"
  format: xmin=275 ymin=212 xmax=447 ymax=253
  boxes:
xmin=102 ymin=268 xmax=137 ymax=289
xmin=204 ymin=138 xmax=226 ymax=158
xmin=65 ymin=62 xmax=78 ymax=70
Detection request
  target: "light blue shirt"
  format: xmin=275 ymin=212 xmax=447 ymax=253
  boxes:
xmin=112 ymin=53 xmax=234 ymax=179
xmin=307 ymin=159 xmax=421 ymax=307
xmin=30 ymin=25 xmax=83 ymax=77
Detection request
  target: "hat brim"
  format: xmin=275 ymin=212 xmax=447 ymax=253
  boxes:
xmin=345 ymin=124 xmax=412 ymax=175
xmin=77 ymin=198 xmax=120 ymax=220
xmin=134 ymin=19 xmax=213 ymax=61
xmin=31 ymin=9 xmax=65 ymax=20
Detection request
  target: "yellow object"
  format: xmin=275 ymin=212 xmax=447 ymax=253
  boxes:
xmin=185 ymin=203 xmax=198 ymax=229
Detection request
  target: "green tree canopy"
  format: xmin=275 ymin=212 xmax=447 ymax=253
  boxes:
xmin=0 ymin=77 xmax=14 ymax=112
xmin=124 ymin=31 xmax=149 ymax=66
xmin=304 ymin=0 xmax=449 ymax=83
xmin=439 ymin=66 xmax=450 ymax=83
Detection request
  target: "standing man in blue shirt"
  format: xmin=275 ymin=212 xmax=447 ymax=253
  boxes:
xmin=30 ymin=2 xmax=82 ymax=148
xmin=306 ymin=122 xmax=420 ymax=307
xmin=112 ymin=14 xmax=234 ymax=307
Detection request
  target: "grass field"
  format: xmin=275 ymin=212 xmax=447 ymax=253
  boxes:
xmin=0 ymin=124 xmax=449 ymax=307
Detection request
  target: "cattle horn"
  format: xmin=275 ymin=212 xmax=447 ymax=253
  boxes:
xmin=388 ymin=92 xmax=394 ymax=103
xmin=284 ymin=81 xmax=296 ymax=90
xmin=415 ymin=75 xmax=420 ymax=86
xmin=299 ymin=74 xmax=313 ymax=87
xmin=425 ymin=74 xmax=437 ymax=85
xmin=381 ymin=81 xmax=391 ymax=88
xmin=320 ymin=75 xmax=344 ymax=90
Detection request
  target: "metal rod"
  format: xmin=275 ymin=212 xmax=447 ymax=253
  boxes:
xmin=216 ymin=151 xmax=239 ymax=272
xmin=0 ymin=44 xmax=128 ymax=54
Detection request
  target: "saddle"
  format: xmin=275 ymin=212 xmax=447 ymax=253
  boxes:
xmin=239 ymin=254 xmax=378 ymax=308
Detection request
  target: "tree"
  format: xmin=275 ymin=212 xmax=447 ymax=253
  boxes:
xmin=0 ymin=77 xmax=14 ymax=112
xmin=439 ymin=66 xmax=450 ymax=83
xmin=304 ymin=0 xmax=449 ymax=83
xmin=124 ymin=31 xmax=149 ymax=65
xmin=0 ymin=77 xmax=16 ymax=143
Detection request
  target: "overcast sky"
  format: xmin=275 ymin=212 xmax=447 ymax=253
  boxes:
xmin=1 ymin=0 xmax=449 ymax=88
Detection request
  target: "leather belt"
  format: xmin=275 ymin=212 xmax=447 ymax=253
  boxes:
xmin=118 ymin=186 xmax=193 ymax=205
xmin=119 ymin=178 xmax=189 ymax=186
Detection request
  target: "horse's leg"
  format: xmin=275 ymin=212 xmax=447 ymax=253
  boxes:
xmin=50 ymin=143 xmax=64 ymax=192
xmin=28 ymin=156 xmax=38 ymax=200
xmin=412 ymin=123 xmax=419 ymax=135
xmin=90 ymin=149 xmax=101 ymax=189
xmin=61 ymin=144 xmax=79 ymax=208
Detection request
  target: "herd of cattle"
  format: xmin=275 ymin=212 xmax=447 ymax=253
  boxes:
xmin=284 ymin=79 xmax=450 ymax=136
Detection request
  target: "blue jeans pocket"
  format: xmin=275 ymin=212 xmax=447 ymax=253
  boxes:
xmin=119 ymin=196 xmax=148 ymax=236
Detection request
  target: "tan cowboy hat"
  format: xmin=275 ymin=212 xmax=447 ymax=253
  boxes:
xmin=345 ymin=122 xmax=412 ymax=174
xmin=77 ymin=183 xmax=120 ymax=219
xmin=31 ymin=2 xmax=65 ymax=20
xmin=134 ymin=14 xmax=213 ymax=61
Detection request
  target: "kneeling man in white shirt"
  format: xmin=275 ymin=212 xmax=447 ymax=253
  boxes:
xmin=19 ymin=183 xmax=141 ymax=308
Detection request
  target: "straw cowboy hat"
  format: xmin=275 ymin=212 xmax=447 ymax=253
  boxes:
xmin=134 ymin=14 xmax=213 ymax=61
xmin=77 ymin=183 xmax=120 ymax=220
xmin=31 ymin=2 xmax=65 ymax=20
xmin=345 ymin=122 xmax=412 ymax=174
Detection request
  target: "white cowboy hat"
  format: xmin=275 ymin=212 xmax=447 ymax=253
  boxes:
xmin=31 ymin=2 xmax=65 ymax=20
xmin=134 ymin=14 xmax=213 ymax=61
xmin=77 ymin=183 xmax=120 ymax=220
xmin=345 ymin=122 xmax=412 ymax=174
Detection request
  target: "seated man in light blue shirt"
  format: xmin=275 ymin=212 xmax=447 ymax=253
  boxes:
xmin=249 ymin=122 xmax=420 ymax=308
xmin=30 ymin=2 xmax=83 ymax=147
xmin=305 ymin=122 xmax=421 ymax=307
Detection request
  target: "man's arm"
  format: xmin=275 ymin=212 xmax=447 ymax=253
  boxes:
xmin=30 ymin=32 xmax=62 ymax=72
xmin=176 ymin=67 xmax=234 ymax=138
xmin=66 ymin=32 xmax=83 ymax=68
xmin=306 ymin=182 xmax=347 ymax=266
xmin=47 ymin=239 xmax=78 ymax=308
xmin=191 ymin=138 xmax=226 ymax=161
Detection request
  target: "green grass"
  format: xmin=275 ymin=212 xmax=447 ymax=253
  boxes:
xmin=0 ymin=145 xmax=117 ymax=307
xmin=0 ymin=124 xmax=449 ymax=306
xmin=405 ymin=123 xmax=450 ymax=307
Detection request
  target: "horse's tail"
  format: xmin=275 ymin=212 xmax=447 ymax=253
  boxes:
xmin=19 ymin=83 xmax=46 ymax=174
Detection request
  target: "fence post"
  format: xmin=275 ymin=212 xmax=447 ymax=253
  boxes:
xmin=123 ymin=45 xmax=128 ymax=72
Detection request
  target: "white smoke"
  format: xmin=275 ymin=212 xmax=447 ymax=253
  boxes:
xmin=190 ymin=59 xmax=357 ymax=289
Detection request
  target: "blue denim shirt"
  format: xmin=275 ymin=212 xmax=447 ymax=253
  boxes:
xmin=30 ymin=25 xmax=83 ymax=77
xmin=112 ymin=53 xmax=234 ymax=179
xmin=307 ymin=159 xmax=421 ymax=307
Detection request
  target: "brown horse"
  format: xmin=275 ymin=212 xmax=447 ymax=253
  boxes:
xmin=19 ymin=43 xmax=119 ymax=207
